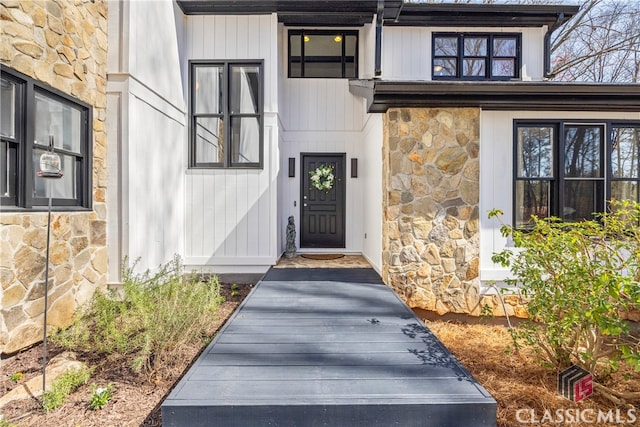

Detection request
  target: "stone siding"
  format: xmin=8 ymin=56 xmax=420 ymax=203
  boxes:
xmin=381 ymin=108 xmax=527 ymax=318
xmin=0 ymin=0 xmax=108 ymax=354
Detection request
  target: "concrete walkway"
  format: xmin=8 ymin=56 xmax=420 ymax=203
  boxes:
xmin=162 ymin=268 xmax=496 ymax=427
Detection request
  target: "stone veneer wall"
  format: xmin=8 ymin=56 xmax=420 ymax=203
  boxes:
xmin=0 ymin=0 xmax=108 ymax=354
xmin=382 ymin=108 xmax=527 ymax=318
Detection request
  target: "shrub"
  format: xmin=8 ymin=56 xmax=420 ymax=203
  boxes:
xmin=42 ymin=367 xmax=91 ymax=412
xmin=490 ymin=200 xmax=640 ymax=401
xmin=53 ymin=256 xmax=224 ymax=378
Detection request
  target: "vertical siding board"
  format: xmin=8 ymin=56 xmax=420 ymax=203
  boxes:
xmin=225 ymin=172 xmax=238 ymax=256
xmin=214 ymin=172 xmax=226 ymax=257
xmin=226 ymin=16 xmax=238 ymax=59
xmin=190 ymin=173 xmax=203 ymax=257
xmin=235 ymin=171 xmax=249 ymax=256
xmin=246 ymin=170 xmax=260 ymax=257
xmin=258 ymin=131 xmax=273 ymax=257
xmin=237 ymin=15 xmax=249 ymax=57
xmin=191 ymin=16 xmax=204 ymax=59
xmin=202 ymin=16 xmax=215 ymax=58
xmin=213 ymin=16 xmax=226 ymax=58
xmin=202 ymin=173 xmax=215 ymax=257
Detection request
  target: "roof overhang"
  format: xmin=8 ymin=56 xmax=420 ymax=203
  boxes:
xmin=348 ymin=80 xmax=640 ymax=113
xmin=175 ymin=1 xmax=579 ymax=28
xmin=382 ymin=3 xmax=579 ymax=28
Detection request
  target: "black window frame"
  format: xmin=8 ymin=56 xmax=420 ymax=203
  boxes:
xmin=288 ymin=30 xmax=359 ymax=79
xmin=1 ymin=65 xmax=92 ymax=211
xmin=189 ymin=60 xmax=264 ymax=169
xmin=513 ymin=119 xmax=640 ymax=228
xmin=432 ymin=32 xmax=521 ymax=81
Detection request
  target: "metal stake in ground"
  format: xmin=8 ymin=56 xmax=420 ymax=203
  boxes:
xmin=37 ymin=135 xmax=64 ymax=405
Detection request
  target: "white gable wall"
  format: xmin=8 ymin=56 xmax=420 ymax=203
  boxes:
xmin=380 ymin=26 xmax=545 ymax=81
xmin=107 ymin=0 xmax=187 ymax=277
xmin=479 ymin=110 xmax=640 ymax=285
xmin=184 ymin=14 xmax=280 ymax=273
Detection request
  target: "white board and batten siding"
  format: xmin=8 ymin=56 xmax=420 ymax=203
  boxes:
xmin=360 ymin=115 xmax=384 ymax=273
xmin=184 ymin=14 xmax=281 ymax=273
xmin=381 ymin=27 xmax=545 ymax=81
xmin=277 ymin=25 xmax=380 ymax=260
xmin=107 ymin=0 xmax=188 ymax=277
xmin=479 ymin=110 xmax=640 ymax=287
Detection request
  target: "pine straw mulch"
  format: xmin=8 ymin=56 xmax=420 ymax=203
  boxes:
xmin=426 ymin=320 xmax=640 ymax=427
xmin=0 ymin=283 xmax=253 ymax=427
xmin=3 ymin=288 xmax=638 ymax=427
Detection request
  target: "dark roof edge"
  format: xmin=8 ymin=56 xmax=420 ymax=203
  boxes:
xmin=176 ymin=1 xmax=580 ymax=28
xmin=385 ymin=3 xmax=580 ymax=26
xmin=349 ymin=80 xmax=640 ymax=113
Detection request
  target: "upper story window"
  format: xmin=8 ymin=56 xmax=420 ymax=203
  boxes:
xmin=514 ymin=121 xmax=639 ymax=228
xmin=433 ymin=33 xmax=520 ymax=80
xmin=288 ymin=30 xmax=358 ymax=78
xmin=190 ymin=61 xmax=264 ymax=168
xmin=1 ymin=66 xmax=92 ymax=210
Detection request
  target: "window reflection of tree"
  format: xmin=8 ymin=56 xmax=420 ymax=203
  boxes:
xmin=520 ymin=128 xmax=552 ymax=223
xmin=612 ymin=127 xmax=640 ymax=202
xmin=564 ymin=126 xmax=603 ymax=220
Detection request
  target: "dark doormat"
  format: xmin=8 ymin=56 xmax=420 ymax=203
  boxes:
xmin=262 ymin=268 xmax=383 ymax=284
xmin=300 ymin=254 xmax=345 ymax=260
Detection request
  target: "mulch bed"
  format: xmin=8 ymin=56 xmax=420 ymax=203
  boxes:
xmin=0 ymin=283 xmax=253 ymax=427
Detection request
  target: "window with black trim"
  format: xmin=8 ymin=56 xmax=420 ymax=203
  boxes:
xmin=288 ymin=30 xmax=358 ymax=78
xmin=514 ymin=121 xmax=639 ymax=228
xmin=433 ymin=33 xmax=520 ymax=80
xmin=190 ymin=61 xmax=263 ymax=168
xmin=1 ymin=66 xmax=92 ymax=210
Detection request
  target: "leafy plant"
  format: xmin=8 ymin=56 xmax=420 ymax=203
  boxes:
xmin=88 ymin=383 xmax=114 ymax=410
xmin=42 ymin=367 xmax=91 ymax=412
xmin=8 ymin=372 xmax=23 ymax=383
xmin=52 ymin=255 xmax=224 ymax=378
xmin=230 ymin=284 xmax=240 ymax=297
xmin=490 ymin=200 xmax=640 ymax=403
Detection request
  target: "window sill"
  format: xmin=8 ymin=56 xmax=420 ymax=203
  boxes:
xmin=0 ymin=206 xmax=93 ymax=213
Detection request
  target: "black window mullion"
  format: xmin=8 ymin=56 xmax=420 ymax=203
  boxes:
xmin=301 ymin=32 xmax=306 ymax=78
xmin=341 ymin=32 xmax=346 ymax=78
xmin=23 ymin=80 xmax=35 ymax=208
xmin=557 ymin=122 xmax=566 ymax=219
xmin=489 ymin=35 xmax=497 ymax=79
xmin=458 ymin=35 xmax=463 ymax=78
xmin=223 ymin=63 xmax=230 ymax=167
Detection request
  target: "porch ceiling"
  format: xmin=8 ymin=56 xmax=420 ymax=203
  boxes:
xmin=175 ymin=1 xmax=578 ymax=28
xmin=349 ymin=80 xmax=640 ymax=113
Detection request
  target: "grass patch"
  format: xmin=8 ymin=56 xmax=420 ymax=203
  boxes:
xmin=42 ymin=367 xmax=91 ymax=412
xmin=52 ymin=256 xmax=224 ymax=379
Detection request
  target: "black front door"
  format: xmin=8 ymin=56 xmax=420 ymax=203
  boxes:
xmin=301 ymin=154 xmax=346 ymax=248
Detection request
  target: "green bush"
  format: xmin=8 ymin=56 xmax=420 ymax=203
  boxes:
xmin=53 ymin=256 xmax=224 ymax=377
xmin=490 ymin=200 xmax=640 ymax=379
xmin=42 ymin=367 xmax=91 ymax=412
